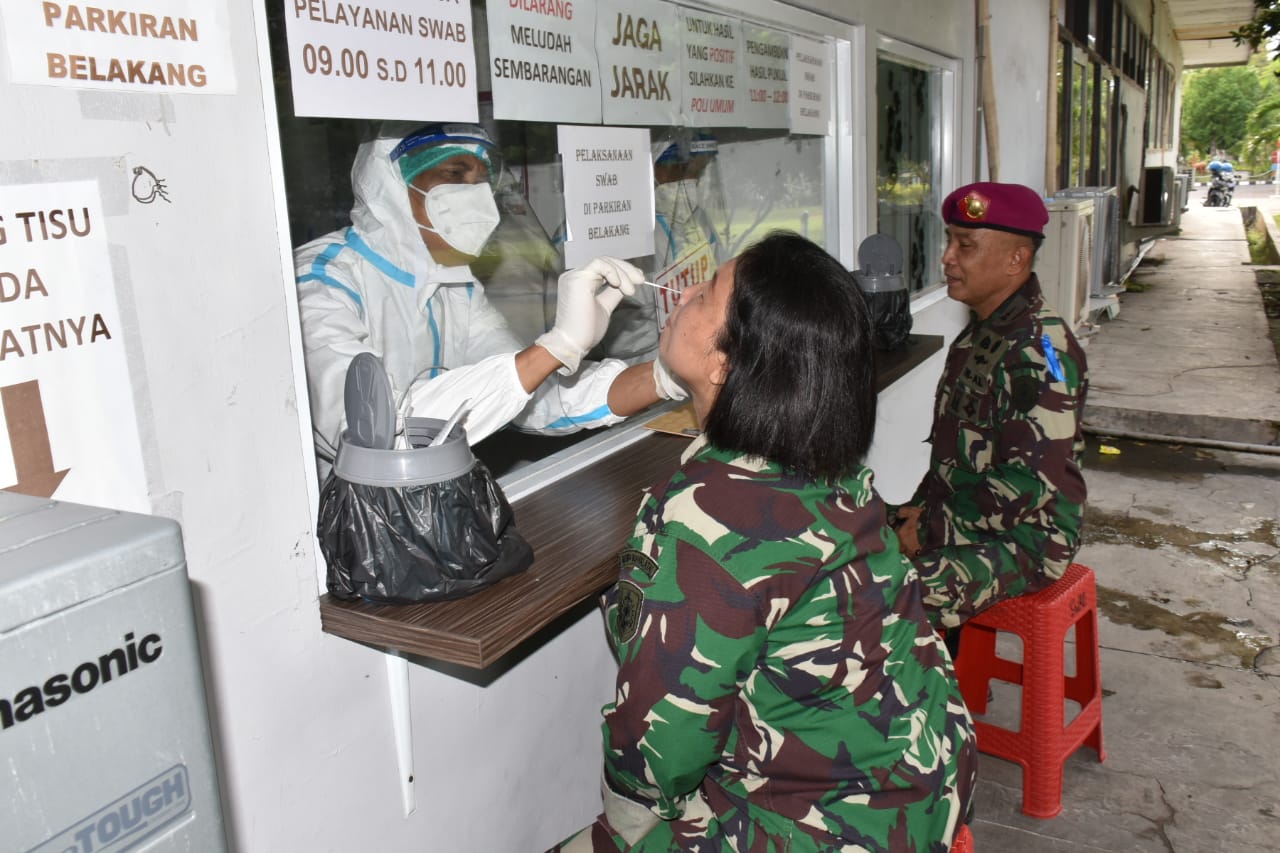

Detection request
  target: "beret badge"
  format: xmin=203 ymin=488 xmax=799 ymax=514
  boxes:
xmin=958 ymin=191 xmax=989 ymax=223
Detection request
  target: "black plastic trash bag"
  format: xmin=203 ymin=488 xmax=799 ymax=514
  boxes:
xmin=318 ymin=449 xmax=533 ymax=604
xmin=854 ymin=233 xmax=913 ymax=351
xmin=317 ymin=353 xmax=533 ymax=604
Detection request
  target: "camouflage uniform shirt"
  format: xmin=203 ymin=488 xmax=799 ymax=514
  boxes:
xmin=597 ymin=436 xmax=976 ymax=852
xmin=909 ymin=274 xmax=1088 ymax=627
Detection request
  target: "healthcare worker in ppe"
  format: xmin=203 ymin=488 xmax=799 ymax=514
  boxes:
xmin=295 ymin=122 xmax=686 ymax=475
xmin=652 ymin=130 xmax=722 ymax=269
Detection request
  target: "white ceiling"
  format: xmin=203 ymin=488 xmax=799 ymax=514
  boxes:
xmin=1166 ymin=0 xmax=1259 ymax=68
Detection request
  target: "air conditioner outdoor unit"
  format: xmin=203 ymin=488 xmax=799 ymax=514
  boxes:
xmin=1035 ymin=199 xmax=1092 ymax=331
xmin=1054 ymin=186 xmax=1119 ymax=295
xmin=1139 ymin=166 xmax=1175 ymax=226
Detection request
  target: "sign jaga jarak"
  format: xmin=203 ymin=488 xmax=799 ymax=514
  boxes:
xmin=557 ymin=125 xmax=653 ymax=267
xmin=596 ymin=0 xmax=679 ymax=126
xmin=284 ymin=0 xmax=477 ymax=121
xmin=0 ymin=0 xmax=237 ymax=93
xmin=0 ymin=182 xmax=150 ymax=514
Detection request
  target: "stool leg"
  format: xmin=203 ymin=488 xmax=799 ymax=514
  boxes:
xmin=955 ymin=623 xmax=997 ymax=715
xmin=1067 ymin=609 xmax=1105 ymax=761
xmin=1020 ymin=623 xmax=1068 ymax=819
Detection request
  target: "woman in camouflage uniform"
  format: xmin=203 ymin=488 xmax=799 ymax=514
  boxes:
xmin=556 ymin=232 xmax=976 ymax=852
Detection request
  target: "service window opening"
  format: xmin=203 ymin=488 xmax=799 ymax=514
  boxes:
xmin=266 ymin=0 xmax=836 ymax=480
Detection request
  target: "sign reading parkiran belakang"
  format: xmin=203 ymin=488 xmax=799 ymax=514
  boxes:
xmin=285 ymin=0 xmax=477 ymax=121
xmin=596 ymin=0 xmax=679 ymax=126
xmin=0 ymin=182 xmax=150 ymax=513
xmin=0 ymin=0 xmax=236 ymax=93
xmin=488 ymin=0 xmax=600 ymax=123
xmin=557 ymin=125 xmax=653 ymax=267
xmin=679 ymin=7 xmax=741 ymax=127
xmin=739 ymin=25 xmax=788 ymax=129
xmin=788 ymin=34 xmax=832 ymax=136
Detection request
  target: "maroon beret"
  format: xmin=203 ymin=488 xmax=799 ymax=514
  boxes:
xmin=942 ymin=182 xmax=1049 ymax=239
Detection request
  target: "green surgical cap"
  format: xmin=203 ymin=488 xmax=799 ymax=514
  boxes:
xmin=397 ymin=143 xmax=493 ymax=186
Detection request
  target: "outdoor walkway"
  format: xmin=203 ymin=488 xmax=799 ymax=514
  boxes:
xmin=968 ymin=192 xmax=1280 ymax=851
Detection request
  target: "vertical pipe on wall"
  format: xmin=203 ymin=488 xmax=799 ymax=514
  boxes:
xmin=1046 ymin=0 xmax=1060 ymax=191
xmin=977 ymin=0 xmax=1000 ymax=180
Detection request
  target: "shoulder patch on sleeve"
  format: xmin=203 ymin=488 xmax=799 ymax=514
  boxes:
xmin=614 ymin=580 xmax=645 ymax=643
xmin=620 ymin=548 xmax=659 ymax=580
xmin=1011 ymin=373 xmax=1043 ymax=413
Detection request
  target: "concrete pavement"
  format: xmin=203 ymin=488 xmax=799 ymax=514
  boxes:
xmin=968 ymin=191 xmax=1280 ymax=851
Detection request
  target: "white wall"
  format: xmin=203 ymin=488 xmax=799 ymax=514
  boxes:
xmin=988 ymin=0 xmax=1053 ymax=190
xmin=0 ymin=1 xmax=984 ymax=851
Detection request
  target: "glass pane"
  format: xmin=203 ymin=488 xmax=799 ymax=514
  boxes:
xmin=1056 ymin=41 xmax=1066 ymax=188
xmin=1097 ymin=71 xmax=1111 ymax=185
xmin=268 ymin=1 xmax=838 ymax=477
xmin=1070 ymin=59 xmax=1086 ymax=186
xmin=876 ymin=52 xmax=945 ymax=293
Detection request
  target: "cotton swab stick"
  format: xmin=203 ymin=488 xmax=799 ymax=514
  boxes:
xmin=642 ymin=280 xmax=681 ymax=294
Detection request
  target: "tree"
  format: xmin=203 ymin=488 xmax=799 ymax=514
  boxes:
xmin=1180 ymin=66 xmax=1262 ymax=158
xmin=1233 ymin=0 xmax=1280 ymax=63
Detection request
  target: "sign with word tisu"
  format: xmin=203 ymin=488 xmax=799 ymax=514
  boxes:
xmin=285 ymin=0 xmax=476 ymax=121
xmin=739 ymin=26 xmax=789 ymax=129
xmin=0 ymin=182 xmax=149 ymax=513
xmin=488 ymin=0 xmax=600 ymax=123
xmin=597 ymin=0 xmax=679 ymax=125
xmin=557 ymin=125 xmax=654 ymax=266
xmin=0 ymin=0 xmax=236 ymax=93
xmin=680 ymin=8 xmax=741 ymax=127
xmin=789 ymin=35 xmax=832 ymax=135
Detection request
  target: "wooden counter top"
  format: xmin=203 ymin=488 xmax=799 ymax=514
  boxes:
xmin=318 ymin=334 xmax=944 ymax=669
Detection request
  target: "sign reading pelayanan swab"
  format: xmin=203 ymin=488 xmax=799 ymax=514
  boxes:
xmin=679 ymin=7 xmax=741 ymax=127
xmin=0 ymin=0 xmax=236 ymax=93
xmin=285 ymin=0 xmax=477 ymax=121
xmin=488 ymin=0 xmax=600 ymax=123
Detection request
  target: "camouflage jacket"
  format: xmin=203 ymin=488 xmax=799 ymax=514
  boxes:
xmin=599 ymin=436 xmax=975 ymax=852
xmin=911 ymin=274 xmax=1088 ymax=576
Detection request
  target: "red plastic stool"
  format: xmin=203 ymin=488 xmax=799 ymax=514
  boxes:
xmin=954 ymin=563 xmax=1105 ymax=818
xmin=950 ymin=823 xmax=974 ymax=852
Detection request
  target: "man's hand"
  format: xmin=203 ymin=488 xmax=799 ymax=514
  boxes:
xmin=536 ymin=257 xmax=643 ymax=374
xmin=893 ymin=505 xmax=925 ymax=558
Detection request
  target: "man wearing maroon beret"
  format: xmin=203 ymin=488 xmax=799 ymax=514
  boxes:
xmin=892 ymin=181 xmax=1089 ymax=630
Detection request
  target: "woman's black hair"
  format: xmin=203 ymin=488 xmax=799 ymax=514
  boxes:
xmin=702 ymin=231 xmax=877 ymax=481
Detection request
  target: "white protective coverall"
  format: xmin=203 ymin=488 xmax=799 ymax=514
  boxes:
xmin=295 ymin=134 xmax=628 ymax=469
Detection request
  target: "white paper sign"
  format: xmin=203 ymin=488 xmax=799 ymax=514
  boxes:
xmin=740 ymin=26 xmax=789 ymax=129
xmin=488 ymin=0 xmax=600 ymax=123
xmin=284 ymin=0 xmax=476 ymax=121
xmin=679 ymin=8 xmax=741 ymax=127
xmin=596 ymin=0 xmax=680 ymax=126
xmin=789 ymin=35 xmax=832 ymax=135
xmin=0 ymin=0 xmax=236 ymax=94
xmin=557 ymin=125 xmax=653 ymax=266
xmin=0 ymin=182 xmax=149 ymax=513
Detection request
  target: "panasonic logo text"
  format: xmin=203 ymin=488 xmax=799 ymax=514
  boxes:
xmin=2 ymin=632 xmax=163 ymax=731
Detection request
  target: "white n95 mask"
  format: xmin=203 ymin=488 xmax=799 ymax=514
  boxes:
xmin=411 ymin=182 xmax=500 ymax=257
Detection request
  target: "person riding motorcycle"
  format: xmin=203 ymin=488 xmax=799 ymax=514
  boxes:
xmin=1204 ymin=159 xmax=1236 ymax=208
